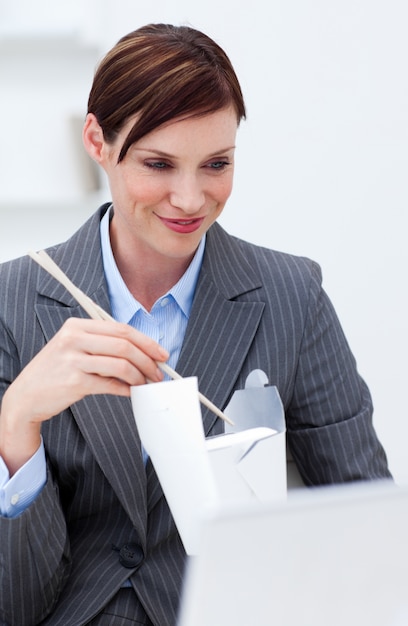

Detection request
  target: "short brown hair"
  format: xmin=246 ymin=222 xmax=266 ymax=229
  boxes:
xmin=87 ymin=23 xmax=246 ymax=162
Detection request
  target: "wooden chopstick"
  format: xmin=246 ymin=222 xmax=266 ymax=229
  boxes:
xmin=28 ymin=249 xmax=234 ymax=426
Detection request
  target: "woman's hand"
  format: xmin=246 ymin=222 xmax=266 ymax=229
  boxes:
xmin=0 ymin=317 xmax=169 ymax=475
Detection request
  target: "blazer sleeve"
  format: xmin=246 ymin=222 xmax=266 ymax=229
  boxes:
xmin=286 ymin=260 xmax=391 ymax=484
xmin=0 ymin=471 xmax=71 ymax=625
xmin=0 ymin=285 xmax=71 ymax=625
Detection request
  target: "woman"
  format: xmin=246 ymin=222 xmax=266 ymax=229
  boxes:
xmin=0 ymin=24 xmax=390 ymax=626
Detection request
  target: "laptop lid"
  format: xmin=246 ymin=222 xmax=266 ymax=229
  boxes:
xmin=178 ymin=480 xmax=408 ymax=626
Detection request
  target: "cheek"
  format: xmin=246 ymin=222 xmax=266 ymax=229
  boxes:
xmin=120 ymin=173 xmax=168 ymax=204
xmin=215 ymin=176 xmax=234 ymax=203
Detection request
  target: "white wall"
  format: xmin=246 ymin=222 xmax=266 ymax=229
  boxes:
xmin=1 ymin=1 xmax=407 ymax=483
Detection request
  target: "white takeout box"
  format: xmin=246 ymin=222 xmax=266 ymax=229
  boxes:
xmin=130 ymin=371 xmax=286 ymax=554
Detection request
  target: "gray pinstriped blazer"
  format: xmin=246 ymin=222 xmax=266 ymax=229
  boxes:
xmin=0 ymin=205 xmax=390 ymax=625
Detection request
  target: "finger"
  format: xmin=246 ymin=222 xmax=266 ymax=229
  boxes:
xmin=60 ymin=330 xmax=165 ymax=383
xmin=78 ymin=354 xmax=158 ymax=388
xmin=67 ymin=318 xmax=169 ymax=362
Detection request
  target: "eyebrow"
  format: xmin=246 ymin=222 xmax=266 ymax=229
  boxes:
xmin=133 ymin=146 xmax=236 ymax=159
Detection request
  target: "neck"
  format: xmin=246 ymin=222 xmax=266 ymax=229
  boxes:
xmin=108 ymin=213 xmax=198 ymax=310
xmin=113 ymin=248 xmax=192 ymax=312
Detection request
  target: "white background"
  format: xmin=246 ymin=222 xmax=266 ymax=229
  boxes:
xmin=1 ymin=1 xmax=407 ymax=483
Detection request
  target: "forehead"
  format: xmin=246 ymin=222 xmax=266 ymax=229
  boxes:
xmin=130 ymin=107 xmax=238 ymax=152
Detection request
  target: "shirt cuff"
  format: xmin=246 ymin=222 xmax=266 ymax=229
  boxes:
xmin=0 ymin=438 xmax=47 ymax=518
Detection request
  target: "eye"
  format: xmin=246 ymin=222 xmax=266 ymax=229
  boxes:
xmin=207 ymin=160 xmax=231 ymax=171
xmin=145 ymin=160 xmax=171 ymax=170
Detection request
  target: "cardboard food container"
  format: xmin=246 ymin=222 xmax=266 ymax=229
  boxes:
xmin=130 ymin=370 xmax=286 ymax=554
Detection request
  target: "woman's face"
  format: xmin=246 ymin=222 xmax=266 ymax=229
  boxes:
xmin=92 ymin=107 xmax=238 ymax=266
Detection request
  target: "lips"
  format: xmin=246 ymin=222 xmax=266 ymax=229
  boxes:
xmin=158 ymin=216 xmax=205 ymax=234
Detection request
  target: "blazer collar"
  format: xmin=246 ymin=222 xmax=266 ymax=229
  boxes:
xmin=36 ymin=210 xmax=260 ymax=309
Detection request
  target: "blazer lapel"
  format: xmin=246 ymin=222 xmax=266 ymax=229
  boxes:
xmin=34 ymin=208 xmax=148 ymax=539
xmin=177 ymin=275 xmax=264 ymax=435
xmin=70 ymin=392 xmax=148 ymax=540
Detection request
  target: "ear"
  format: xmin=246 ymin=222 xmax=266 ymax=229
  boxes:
xmin=82 ymin=113 xmax=106 ymax=163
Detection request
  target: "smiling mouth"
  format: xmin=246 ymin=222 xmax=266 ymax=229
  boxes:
xmin=164 ymin=217 xmax=201 ymax=223
xmin=159 ymin=216 xmax=205 ymax=233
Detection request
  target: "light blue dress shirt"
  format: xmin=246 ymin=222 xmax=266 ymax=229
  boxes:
xmin=0 ymin=205 xmax=205 ymax=518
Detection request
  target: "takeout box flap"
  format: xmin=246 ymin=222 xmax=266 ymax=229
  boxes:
xmin=236 ymin=432 xmax=287 ymax=501
xmin=206 ymin=426 xmax=287 ymax=504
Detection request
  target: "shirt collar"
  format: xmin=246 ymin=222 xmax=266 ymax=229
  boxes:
xmin=100 ymin=205 xmax=205 ymax=323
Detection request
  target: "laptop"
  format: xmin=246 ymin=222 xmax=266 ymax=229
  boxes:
xmin=178 ymin=480 xmax=408 ymax=626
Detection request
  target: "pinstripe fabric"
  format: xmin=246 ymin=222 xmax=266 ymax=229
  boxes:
xmin=86 ymin=589 xmax=153 ymax=624
xmin=0 ymin=204 xmax=390 ymax=625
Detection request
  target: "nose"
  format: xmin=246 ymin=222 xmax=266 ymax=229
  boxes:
xmin=169 ymin=174 xmax=206 ymax=214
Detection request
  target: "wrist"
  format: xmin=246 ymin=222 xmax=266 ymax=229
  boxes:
xmin=0 ymin=391 xmax=42 ymax=477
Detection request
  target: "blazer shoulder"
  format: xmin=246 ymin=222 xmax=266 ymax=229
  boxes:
xmin=0 ymin=254 xmax=40 ymax=304
xmin=237 ymin=235 xmax=320 ymax=271
xmin=209 ymin=223 xmax=323 ymax=294
xmin=0 ymin=205 xmax=107 ymax=306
